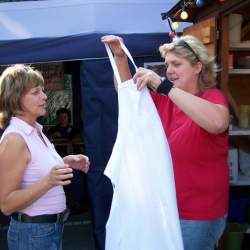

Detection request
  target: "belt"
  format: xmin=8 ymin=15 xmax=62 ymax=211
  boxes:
xmin=11 ymin=209 xmax=70 ymax=224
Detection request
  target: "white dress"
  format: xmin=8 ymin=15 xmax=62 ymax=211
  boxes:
xmin=104 ymin=43 xmax=183 ymax=250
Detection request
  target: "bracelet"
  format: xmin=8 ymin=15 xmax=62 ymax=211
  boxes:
xmin=156 ymin=77 xmax=174 ymax=96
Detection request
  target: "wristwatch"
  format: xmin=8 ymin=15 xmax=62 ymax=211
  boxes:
xmin=156 ymin=77 xmax=174 ymax=96
xmin=160 ymin=77 xmax=166 ymax=84
xmin=148 ymin=77 xmax=165 ymax=92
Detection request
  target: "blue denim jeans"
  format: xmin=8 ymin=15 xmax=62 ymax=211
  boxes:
xmin=7 ymin=218 xmax=64 ymax=250
xmin=180 ymin=216 xmax=226 ymax=250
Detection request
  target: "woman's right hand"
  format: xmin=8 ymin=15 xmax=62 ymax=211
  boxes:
xmin=101 ymin=35 xmax=126 ymax=57
xmin=134 ymin=67 xmax=162 ymax=91
xmin=46 ymin=164 xmax=73 ymax=188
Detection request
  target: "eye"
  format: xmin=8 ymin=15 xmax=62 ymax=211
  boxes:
xmin=173 ymin=62 xmax=181 ymax=67
xmin=31 ymin=87 xmax=41 ymax=95
xmin=32 ymin=90 xmax=40 ymax=95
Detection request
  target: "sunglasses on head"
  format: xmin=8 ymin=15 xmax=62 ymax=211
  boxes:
xmin=174 ymin=39 xmax=199 ymax=61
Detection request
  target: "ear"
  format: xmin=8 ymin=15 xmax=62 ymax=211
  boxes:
xmin=194 ymin=61 xmax=202 ymax=75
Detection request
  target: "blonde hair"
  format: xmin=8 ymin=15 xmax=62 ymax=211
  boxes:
xmin=159 ymin=35 xmax=217 ymax=90
xmin=0 ymin=64 xmax=44 ymax=129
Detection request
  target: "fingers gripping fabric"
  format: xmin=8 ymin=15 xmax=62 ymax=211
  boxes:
xmin=104 ymin=42 xmax=184 ymax=250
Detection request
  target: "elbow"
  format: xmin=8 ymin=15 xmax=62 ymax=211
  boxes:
xmin=205 ymin=106 xmax=230 ymax=134
xmin=2 ymin=210 xmax=12 ymax=216
xmin=0 ymin=206 xmax=12 ymax=216
xmin=0 ymin=201 xmax=14 ymax=216
xmin=209 ymin=118 xmax=229 ymax=135
xmin=0 ymin=193 xmax=17 ymax=216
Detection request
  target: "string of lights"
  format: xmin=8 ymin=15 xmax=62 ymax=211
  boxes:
xmin=161 ymin=0 xmax=225 ymax=38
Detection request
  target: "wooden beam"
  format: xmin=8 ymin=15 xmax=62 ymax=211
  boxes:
xmin=165 ymin=0 xmax=250 ymax=23
xmin=220 ymin=15 xmax=239 ymax=118
xmin=193 ymin=0 xmax=248 ymax=22
xmin=241 ymin=22 xmax=250 ymax=40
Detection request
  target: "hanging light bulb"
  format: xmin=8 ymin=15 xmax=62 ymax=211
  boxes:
xmin=180 ymin=10 xmax=188 ymax=20
xmin=168 ymin=31 xmax=175 ymax=39
xmin=196 ymin=0 xmax=205 ymax=7
xmin=218 ymin=0 xmax=225 ymax=2
xmin=171 ymin=21 xmax=179 ymax=31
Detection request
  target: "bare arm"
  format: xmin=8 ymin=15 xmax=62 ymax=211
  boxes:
xmin=133 ymin=68 xmax=229 ymax=134
xmin=63 ymin=154 xmax=90 ymax=173
xmin=101 ymin=36 xmax=229 ymax=135
xmin=0 ymin=133 xmax=73 ymax=215
xmin=101 ymin=35 xmax=132 ymax=85
xmin=168 ymin=87 xmax=229 ymax=134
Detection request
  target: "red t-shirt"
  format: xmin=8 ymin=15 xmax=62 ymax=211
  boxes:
xmin=151 ymin=88 xmax=229 ymax=220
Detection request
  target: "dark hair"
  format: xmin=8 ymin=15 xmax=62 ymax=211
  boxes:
xmin=56 ymin=108 xmax=71 ymax=122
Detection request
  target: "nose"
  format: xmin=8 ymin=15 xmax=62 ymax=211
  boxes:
xmin=42 ymin=91 xmax=47 ymax=100
xmin=166 ymin=64 xmax=173 ymax=74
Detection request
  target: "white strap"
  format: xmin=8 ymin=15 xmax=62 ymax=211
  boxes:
xmin=120 ymin=42 xmax=137 ymax=71
xmin=105 ymin=41 xmax=138 ymax=85
xmin=105 ymin=44 xmax=122 ymax=85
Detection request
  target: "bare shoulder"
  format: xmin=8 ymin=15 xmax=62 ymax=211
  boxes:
xmin=0 ymin=133 xmax=30 ymax=163
xmin=1 ymin=132 xmax=26 ymax=149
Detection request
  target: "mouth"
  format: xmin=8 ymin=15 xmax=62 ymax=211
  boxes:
xmin=170 ymin=78 xmax=178 ymax=83
xmin=39 ymin=104 xmax=46 ymax=109
xmin=167 ymin=75 xmax=178 ymax=82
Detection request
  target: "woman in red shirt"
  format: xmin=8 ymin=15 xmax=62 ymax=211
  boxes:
xmin=101 ymin=34 xmax=229 ymax=250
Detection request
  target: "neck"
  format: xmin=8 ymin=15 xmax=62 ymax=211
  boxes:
xmin=183 ymin=77 xmax=200 ymax=94
xmin=15 ymin=114 xmax=37 ymax=127
xmin=187 ymin=85 xmax=200 ymax=95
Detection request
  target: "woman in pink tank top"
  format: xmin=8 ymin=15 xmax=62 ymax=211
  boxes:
xmin=0 ymin=64 xmax=90 ymax=250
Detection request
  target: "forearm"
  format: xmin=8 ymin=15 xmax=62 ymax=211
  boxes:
xmin=168 ymin=87 xmax=229 ymax=134
xmin=1 ymin=177 xmax=52 ymax=216
xmin=114 ymin=55 xmax=132 ymax=83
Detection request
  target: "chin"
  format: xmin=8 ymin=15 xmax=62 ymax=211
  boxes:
xmin=173 ymin=82 xmax=181 ymax=88
xmin=39 ymin=111 xmax=46 ymax=116
xmin=174 ymin=81 xmax=185 ymax=89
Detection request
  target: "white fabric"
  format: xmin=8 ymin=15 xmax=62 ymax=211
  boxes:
xmin=104 ymin=43 xmax=183 ymax=250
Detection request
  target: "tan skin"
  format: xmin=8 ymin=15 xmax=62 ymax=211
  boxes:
xmin=101 ymin=35 xmax=229 ymax=134
xmin=0 ymin=85 xmax=90 ymax=216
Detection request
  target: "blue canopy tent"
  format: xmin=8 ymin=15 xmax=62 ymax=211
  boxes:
xmin=0 ymin=0 xmax=188 ymax=64
xmin=0 ymin=1 xmax=190 ymax=249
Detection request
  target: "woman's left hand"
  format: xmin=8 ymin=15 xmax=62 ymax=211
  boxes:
xmin=63 ymin=154 xmax=90 ymax=173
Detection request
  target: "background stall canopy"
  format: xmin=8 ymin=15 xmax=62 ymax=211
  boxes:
xmin=0 ymin=0 xmax=191 ymax=65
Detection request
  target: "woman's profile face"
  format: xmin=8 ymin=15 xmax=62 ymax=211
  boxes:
xmin=165 ymin=51 xmax=202 ymax=91
xmin=20 ymin=85 xmax=47 ymax=119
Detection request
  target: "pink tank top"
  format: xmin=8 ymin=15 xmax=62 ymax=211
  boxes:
xmin=0 ymin=117 xmax=66 ymax=215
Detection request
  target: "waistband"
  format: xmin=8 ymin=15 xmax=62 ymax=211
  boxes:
xmin=11 ymin=209 xmax=70 ymax=224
